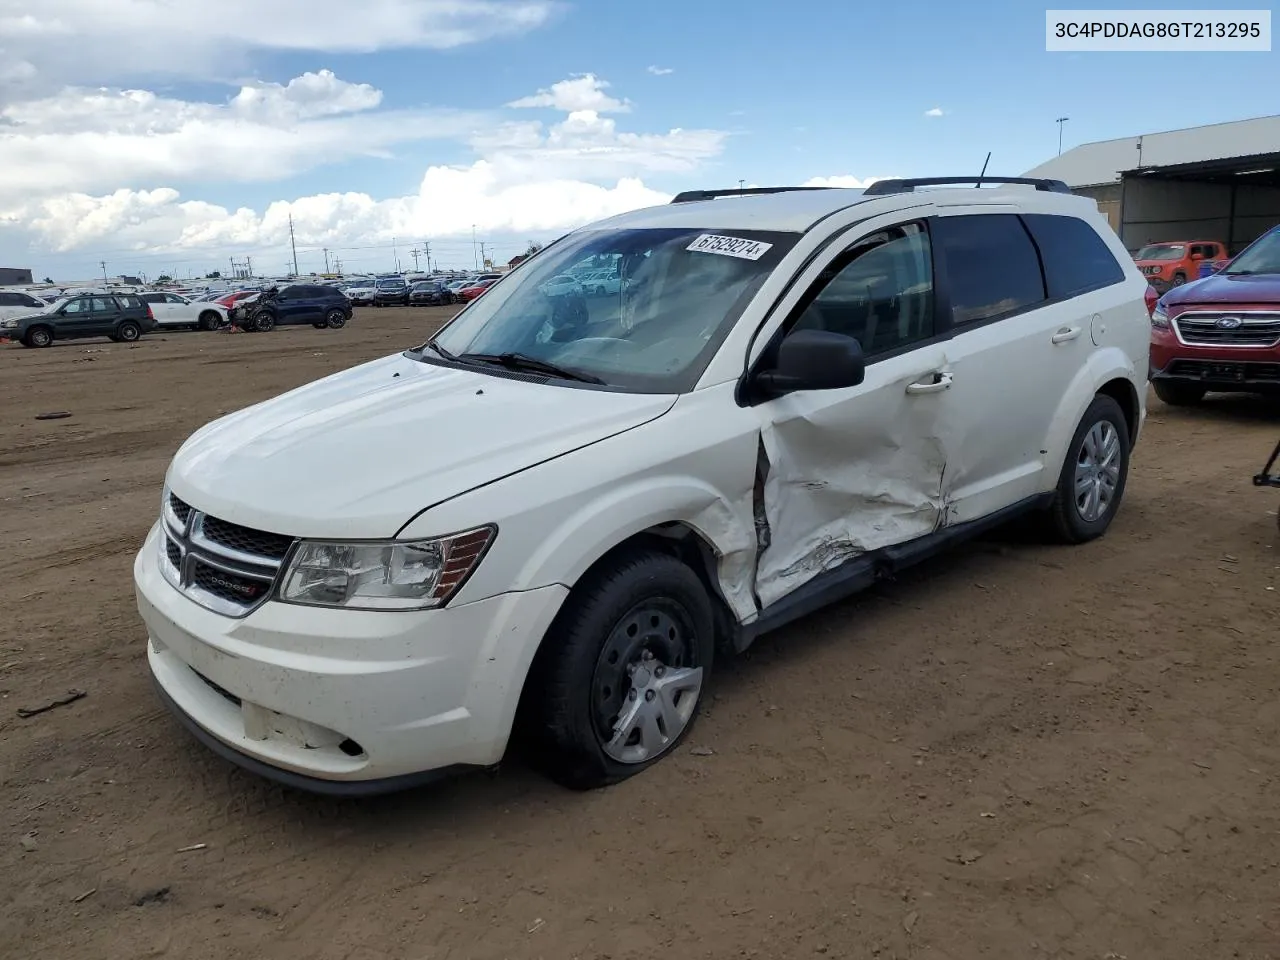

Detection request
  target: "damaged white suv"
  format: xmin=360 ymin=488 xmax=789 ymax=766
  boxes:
xmin=135 ymin=177 xmax=1149 ymax=794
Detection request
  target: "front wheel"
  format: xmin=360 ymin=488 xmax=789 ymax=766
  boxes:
xmin=251 ymin=310 xmax=275 ymax=332
xmin=24 ymin=325 xmax=54 ymax=348
xmin=325 ymin=309 xmax=347 ymax=329
xmin=528 ymin=549 xmax=714 ymax=790
xmin=1171 ymin=273 xmax=1186 ymax=286
xmin=1153 ymin=381 xmax=1205 ymax=406
xmin=1045 ymin=394 xmax=1131 ymax=544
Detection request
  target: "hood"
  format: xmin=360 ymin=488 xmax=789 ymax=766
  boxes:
xmin=1162 ymin=271 xmax=1280 ymax=308
xmin=167 ymin=353 xmax=676 ymax=539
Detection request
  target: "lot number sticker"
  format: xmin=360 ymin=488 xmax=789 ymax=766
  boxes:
xmin=686 ymin=234 xmax=773 ymax=261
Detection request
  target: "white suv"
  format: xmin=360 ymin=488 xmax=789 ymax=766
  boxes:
xmin=134 ymin=177 xmax=1149 ymax=794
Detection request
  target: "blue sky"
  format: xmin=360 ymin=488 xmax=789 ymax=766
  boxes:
xmin=0 ymin=0 xmax=1276 ymax=279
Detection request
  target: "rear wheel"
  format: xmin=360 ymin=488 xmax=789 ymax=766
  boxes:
xmin=325 ymin=309 xmax=347 ymax=329
xmin=1153 ymin=381 xmax=1205 ymax=406
xmin=1045 ymin=394 xmax=1131 ymax=544
xmin=528 ymin=549 xmax=714 ymax=790
xmin=116 ymin=320 xmax=141 ymax=342
xmin=24 ymin=325 xmax=53 ymax=348
xmin=198 ymin=311 xmax=220 ymax=331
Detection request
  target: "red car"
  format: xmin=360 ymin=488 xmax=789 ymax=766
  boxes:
xmin=216 ymin=290 xmax=262 ymax=309
xmin=458 ymin=278 xmax=498 ymax=301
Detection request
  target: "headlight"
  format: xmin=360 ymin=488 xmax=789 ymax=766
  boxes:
xmin=0 ymin=318 xmax=17 ymax=329
xmin=1151 ymin=304 xmax=1170 ymax=330
xmin=278 ymin=526 xmax=495 ymax=610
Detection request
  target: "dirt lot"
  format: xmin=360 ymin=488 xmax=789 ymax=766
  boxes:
xmin=2 ymin=305 xmax=1279 ymax=959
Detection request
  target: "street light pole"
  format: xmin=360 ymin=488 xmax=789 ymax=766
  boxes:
xmin=1056 ymin=116 xmax=1070 ymax=156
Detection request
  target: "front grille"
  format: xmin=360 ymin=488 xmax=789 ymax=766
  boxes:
xmin=159 ymin=490 xmax=294 ymax=618
xmin=1174 ymin=312 xmax=1280 ymax=347
xmin=1166 ymin=359 xmax=1280 ymax=383
xmin=169 ymin=494 xmax=192 ymax=526
xmin=193 ymin=560 xmax=274 ymax=605
xmin=200 ymin=515 xmax=293 ymax=561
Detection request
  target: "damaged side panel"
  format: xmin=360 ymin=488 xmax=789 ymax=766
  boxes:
xmin=751 ymin=347 xmax=961 ymax=609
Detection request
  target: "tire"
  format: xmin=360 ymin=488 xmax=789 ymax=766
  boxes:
xmin=1153 ymin=381 xmax=1205 ymax=406
xmin=251 ymin=310 xmax=274 ymax=332
xmin=528 ymin=549 xmax=715 ymax=790
xmin=116 ymin=320 xmax=141 ymax=342
xmin=1045 ymin=394 xmax=1131 ymax=545
xmin=198 ymin=311 xmax=220 ymax=331
xmin=1171 ymin=273 xmax=1186 ymax=286
xmin=325 ymin=309 xmax=347 ymax=329
xmin=24 ymin=325 xmax=53 ymax=348
xmin=595 ymin=286 xmax=606 ymax=297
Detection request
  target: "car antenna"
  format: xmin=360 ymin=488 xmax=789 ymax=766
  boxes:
xmin=975 ymin=151 xmax=991 ymax=188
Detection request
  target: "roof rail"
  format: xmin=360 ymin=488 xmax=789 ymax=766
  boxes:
xmin=861 ymin=177 xmax=1072 ymax=196
xmin=670 ymin=186 xmax=833 ymax=204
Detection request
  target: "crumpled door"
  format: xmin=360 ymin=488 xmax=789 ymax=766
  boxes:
xmin=752 ymin=344 xmax=959 ymax=609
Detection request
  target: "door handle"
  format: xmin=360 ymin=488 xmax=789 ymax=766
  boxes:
xmin=1051 ymin=325 xmax=1082 ymax=344
xmin=905 ymin=372 xmax=953 ymax=395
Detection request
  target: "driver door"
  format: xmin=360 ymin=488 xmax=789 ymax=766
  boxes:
xmin=749 ymin=219 xmax=962 ymax=609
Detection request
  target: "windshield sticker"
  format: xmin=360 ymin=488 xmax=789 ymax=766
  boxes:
xmin=686 ymin=234 xmax=773 ymax=261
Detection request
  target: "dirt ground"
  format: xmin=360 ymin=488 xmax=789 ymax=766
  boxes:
xmin=2 ymin=306 xmax=1279 ymax=960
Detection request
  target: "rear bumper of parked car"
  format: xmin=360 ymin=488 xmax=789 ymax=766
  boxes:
xmin=134 ymin=522 xmax=568 ymax=794
xmin=1150 ymin=328 xmax=1280 ymax=393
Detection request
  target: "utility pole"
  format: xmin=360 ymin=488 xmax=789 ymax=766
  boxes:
xmin=424 ymin=242 xmax=432 ymax=274
xmin=1055 ymin=116 xmax=1069 ymax=156
xmin=410 ymin=248 xmax=421 ymax=271
xmin=229 ymin=256 xmax=234 ymax=279
xmin=100 ymin=261 xmax=108 ymax=285
xmin=472 ymin=225 xmax=478 ymax=270
xmin=323 ymin=247 xmax=330 ymax=274
xmin=288 ymin=214 xmax=299 ymax=277
xmin=479 ymin=241 xmax=488 ymax=270
xmin=246 ymin=256 xmax=254 ymax=278
xmin=738 ymin=179 xmax=745 ymax=194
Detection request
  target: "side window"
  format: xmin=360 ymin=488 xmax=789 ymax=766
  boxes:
xmin=141 ymin=293 xmax=162 ymax=304
xmin=0 ymin=293 xmax=16 ymax=306
xmin=933 ymin=214 xmax=1046 ymax=325
xmin=21 ymin=294 xmax=44 ymax=307
xmin=92 ymin=297 xmax=118 ymax=312
xmin=1022 ymin=213 xmax=1126 ymax=299
xmin=790 ymin=222 xmax=935 ymax=357
xmin=166 ymin=294 xmax=186 ymax=304
xmin=63 ymin=299 xmax=87 ymax=314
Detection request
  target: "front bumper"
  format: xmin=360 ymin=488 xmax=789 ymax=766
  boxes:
xmin=134 ymin=522 xmax=568 ymax=793
xmin=1150 ymin=326 xmax=1280 ymax=391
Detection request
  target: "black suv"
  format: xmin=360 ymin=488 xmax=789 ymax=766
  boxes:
xmin=3 ymin=293 xmax=156 ymax=348
xmin=408 ymin=280 xmax=455 ymax=306
xmin=229 ymin=284 xmax=352 ymax=332
xmin=373 ymin=277 xmax=410 ymax=307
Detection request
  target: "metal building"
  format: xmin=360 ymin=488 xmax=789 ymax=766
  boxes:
xmin=1024 ymin=114 xmax=1280 ymax=255
xmin=0 ymin=267 xmax=34 ymax=285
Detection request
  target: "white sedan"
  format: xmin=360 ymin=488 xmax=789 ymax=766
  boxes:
xmin=140 ymin=292 xmax=228 ymax=331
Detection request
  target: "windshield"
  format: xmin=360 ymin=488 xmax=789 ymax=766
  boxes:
xmin=377 ymin=278 xmax=405 ymax=288
xmin=1136 ymin=244 xmax=1185 ymax=261
xmin=425 ymin=226 xmax=797 ymax=393
xmin=1223 ymin=230 xmax=1280 ymax=276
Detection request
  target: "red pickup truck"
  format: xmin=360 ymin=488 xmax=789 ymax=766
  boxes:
xmin=1134 ymin=240 xmax=1229 ymax=294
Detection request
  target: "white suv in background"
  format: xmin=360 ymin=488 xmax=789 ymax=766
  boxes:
xmin=134 ymin=177 xmax=1149 ymax=795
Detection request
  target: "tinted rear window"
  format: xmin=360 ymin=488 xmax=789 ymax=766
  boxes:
xmin=1022 ymin=214 xmax=1125 ymax=299
xmin=933 ymin=214 xmax=1046 ymax=325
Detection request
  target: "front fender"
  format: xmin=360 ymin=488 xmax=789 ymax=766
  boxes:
xmin=1040 ymin=347 xmax=1142 ymax=491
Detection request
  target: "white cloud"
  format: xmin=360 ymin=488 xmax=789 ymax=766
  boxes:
xmin=0 ymin=70 xmax=728 ymax=265
xmin=924 ymin=107 xmax=945 ymax=117
xmin=507 ymin=74 xmax=631 ymax=113
xmin=0 ymin=1 xmax=558 ymax=92
xmin=802 ymin=175 xmax=895 ymax=189
xmin=647 ymin=65 xmax=674 ymax=76
xmin=0 ymin=74 xmax=483 ymax=200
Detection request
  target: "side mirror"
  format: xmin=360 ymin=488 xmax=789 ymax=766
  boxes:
xmin=754 ymin=328 xmax=866 ymax=397
xmin=1190 ymin=252 xmax=1204 ymax=261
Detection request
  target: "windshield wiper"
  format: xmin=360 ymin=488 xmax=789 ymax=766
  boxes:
xmin=424 ymin=339 xmax=457 ymax=361
xmin=458 ymin=351 xmax=605 ymax=384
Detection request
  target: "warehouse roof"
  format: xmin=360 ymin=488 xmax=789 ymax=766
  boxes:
xmin=1023 ymin=114 xmax=1280 ymax=187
